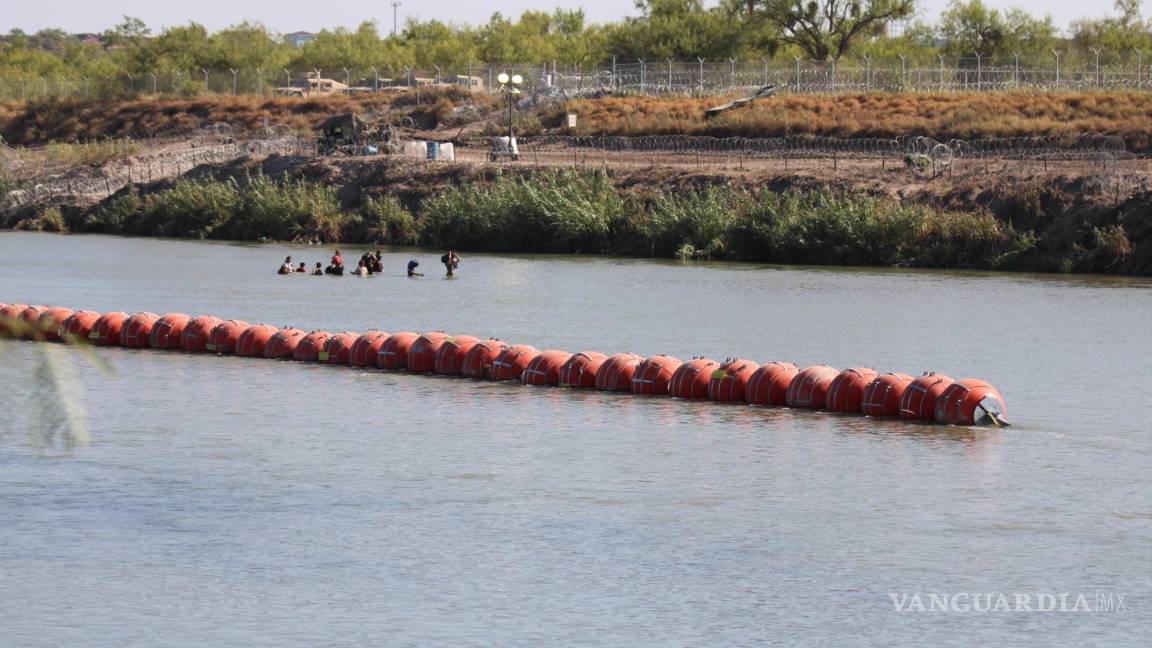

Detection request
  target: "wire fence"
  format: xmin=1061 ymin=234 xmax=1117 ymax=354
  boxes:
xmin=2 ymin=52 xmax=1150 ymax=101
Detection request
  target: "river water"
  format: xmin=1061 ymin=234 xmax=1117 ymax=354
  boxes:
xmin=1 ymin=231 xmax=1149 ymax=646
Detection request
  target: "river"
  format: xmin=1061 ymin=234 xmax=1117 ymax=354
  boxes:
xmin=1 ymin=232 xmax=1149 ymax=646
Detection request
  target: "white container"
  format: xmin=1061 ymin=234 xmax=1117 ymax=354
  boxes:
xmin=404 ymin=141 xmax=428 ymax=159
xmin=438 ymin=143 xmax=455 ymax=161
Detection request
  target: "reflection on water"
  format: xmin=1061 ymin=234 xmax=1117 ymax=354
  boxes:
xmin=0 ymin=232 xmax=1149 ymax=647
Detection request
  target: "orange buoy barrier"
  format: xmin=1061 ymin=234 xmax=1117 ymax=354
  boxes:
xmin=595 ymin=352 xmax=642 ymax=391
xmin=462 ymin=339 xmax=508 ymax=379
xmin=708 ymin=358 xmax=760 ymax=402
xmin=0 ymin=303 xmax=30 ymax=337
xmin=378 ymin=331 xmax=419 ymax=370
xmin=522 ymin=350 xmax=573 ymax=386
xmin=293 ymin=331 xmax=332 ymax=362
xmin=60 ymin=310 xmax=101 ymax=341
xmin=205 ymin=319 xmax=250 ymax=354
xmin=558 ymin=352 xmax=607 ymax=388
xmin=491 ymin=345 xmax=540 ymax=381
xmin=669 ymin=358 xmax=720 ymax=399
xmin=236 ymin=324 xmax=279 ymax=358
xmin=408 ymin=332 xmax=449 ymax=374
xmin=935 ymin=379 xmax=1007 ymax=426
xmin=745 ymin=362 xmax=799 ymax=407
xmin=349 ymin=331 xmax=389 ymax=367
xmin=264 ymin=328 xmax=306 ymax=359
xmin=861 ymin=372 xmax=914 ymax=417
xmin=149 ymin=313 xmax=191 ymax=349
xmin=899 ymin=373 xmax=955 ymax=421
xmin=320 ymin=332 xmax=357 ymax=364
xmin=786 ymin=365 xmax=840 ymax=409
xmin=16 ymin=305 xmax=45 ymax=339
xmin=120 ymin=312 xmax=159 ymax=348
xmin=825 ymin=367 xmax=879 ymax=413
xmin=433 ymin=335 xmax=480 ymax=375
xmin=89 ymin=311 xmax=128 ymax=346
xmin=181 ymin=315 xmax=222 ymax=352
xmin=36 ymin=307 xmax=74 ymax=342
xmin=631 ymin=355 xmax=682 ymax=396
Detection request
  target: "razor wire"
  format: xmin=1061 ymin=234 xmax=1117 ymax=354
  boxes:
xmin=521 ymin=134 xmax=1133 ymax=162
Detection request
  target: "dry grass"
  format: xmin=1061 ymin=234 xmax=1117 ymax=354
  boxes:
xmin=0 ymin=87 xmax=497 ymax=145
xmin=557 ymin=92 xmax=1152 ymax=151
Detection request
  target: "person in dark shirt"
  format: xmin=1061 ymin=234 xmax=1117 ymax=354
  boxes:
xmin=407 ymin=259 xmax=423 ymax=277
xmin=441 ymin=251 xmax=461 ymax=276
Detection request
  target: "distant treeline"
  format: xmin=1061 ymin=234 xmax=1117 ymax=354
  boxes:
xmin=2 ymin=1 xmax=1149 ymax=79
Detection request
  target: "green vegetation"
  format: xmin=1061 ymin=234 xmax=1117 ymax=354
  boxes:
xmin=66 ymin=169 xmax=1049 ymax=270
xmin=0 ymin=1 xmax=1147 ymax=84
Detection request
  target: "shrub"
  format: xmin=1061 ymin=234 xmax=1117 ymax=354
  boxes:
xmin=354 ymin=196 xmax=420 ymax=245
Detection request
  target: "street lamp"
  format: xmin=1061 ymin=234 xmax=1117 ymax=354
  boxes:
xmin=497 ymin=72 xmax=523 ymax=140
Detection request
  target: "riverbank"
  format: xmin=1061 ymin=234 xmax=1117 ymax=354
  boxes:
xmin=5 ymin=155 xmax=1147 ymax=274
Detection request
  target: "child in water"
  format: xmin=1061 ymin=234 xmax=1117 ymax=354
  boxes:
xmin=312 ymin=262 xmax=323 ymax=276
xmin=407 ymin=259 xmax=423 ymax=277
xmin=278 ymin=256 xmax=293 ymax=275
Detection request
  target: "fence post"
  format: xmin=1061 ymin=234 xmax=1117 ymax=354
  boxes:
xmin=465 ymin=62 xmax=470 ymax=90
xmin=698 ymin=57 xmax=705 ymax=92
xmin=433 ymin=65 xmax=441 ymax=84
xmin=256 ymin=68 xmax=263 ymax=95
xmin=231 ymin=69 xmax=239 ymax=95
xmin=830 ymin=57 xmax=836 ymax=93
xmin=83 ymin=76 xmax=90 ymax=99
xmin=763 ymin=58 xmax=769 ymax=86
xmin=864 ymin=55 xmax=871 ymax=91
xmin=667 ymin=58 xmax=673 ymax=92
xmin=938 ymin=54 xmax=945 ymax=92
xmin=1052 ymin=50 xmax=1061 ymax=88
xmin=1013 ymin=53 xmax=1019 ymax=88
xmin=202 ymin=69 xmax=209 ymax=94
xmin=1138 ymin=51 xmax=1143 ymax=89
xmin=794 ymin=56 xmax=801 ymax=92
xmin=898 ymin=54 xmax=906 ymax=89
xmin=975 ymin=53 xmax=982 ymax=91
xmin=729 ymin=57 xmax=736 ymax=89
xmin=1092 ymin=48 xmax=1101 ymax=87
xmin=639 ymin=59 xmax=646 ymax=93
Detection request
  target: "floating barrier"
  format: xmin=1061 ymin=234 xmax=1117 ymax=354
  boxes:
xmin=669 ymin=358 xmax=720 ymax=399
xmin=631 ymin=355 xmax=681 ymax=396
xmin=433 ymin=335 xmax=479 ymax=375
xmin=181 ymin=315 xmax=222 ymax=352
xmin=3 ymin=304 xmax=1009 ymax=427
xmin=236 ymin=324 xmax=279 ymax=358
xmin=206 ymin=320 xmax=249 ymax=354
xmin=522 ymin=350 xmax=572 ymax=386
xmin=708 ymin=358 xmax=759 ymax=402
xmin=746 ymin=361 xmax=798 ymax=407
xmin=559 ymin=352 xmax=607 ymax=388
xmin=491 ymin=345 xmax=540 ymax=382
xmin=595 ymin=352 xmax=642 ymax=392
xmin=121 ymin=312 xmax=159 ymax=348
xmin=150 ymin=313 xmax=190 ymax=349
xmin=349 ymin=331 xmax=389 ymax=367
xmin=462 ymin=339 xmax=507 ymax=379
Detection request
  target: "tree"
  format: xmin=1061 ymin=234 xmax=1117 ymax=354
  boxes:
xmin=604 ymin=0 xmax=751 ymax=61
xmin=1070 ymin=0 xmax=1151 ymax=62
xmin=937 ymin=0 xmax=1057 ymax=63
xmin=103 ymin=16 xmax=151 ymax=48
xmin=752 ymin=0 xmax=915 ymax=60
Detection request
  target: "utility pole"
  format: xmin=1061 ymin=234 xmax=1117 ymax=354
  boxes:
xmin=391 ymin=1 xmax=403 ymax=37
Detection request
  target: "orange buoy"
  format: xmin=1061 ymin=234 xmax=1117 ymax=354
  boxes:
xmin=320 ymin=332 xmax=357 ymax=364
xmin=264 ymin=328 xmax=306 ymax=359
xmin=522 ymin=350 xmax=573 ymax=386
xmin=491 ymin=345 xmax=540 ymax=381
xmin=935 ymin=379 xmax=1008 ymax=426
xmin=408 ymin=332 xmax=449 ymax=374
xmin=825 ymin=367 xmax=880 ymax=413
xmin=235 ymin=324 xmax=279 ymax=358
xmin=36 ymin=307 xmax=74 ymax=342
xmin=595 ymin=352 xmax=643 ymax=392
xmin=786 ymin=365 xmax=840 ymax=409
xmin=745 ymin=362 xmax=799 ymax=407
xmin=59 ymin=310 xmax=101 ymax=342
xmin=181 ymin=315 xmax=223 ymax=352
xmin=205 ymin=319 xmax=250 ymax=354
xmin=293 ymin=331 xmax=332 ymax=362
xmin=377 ymin=331 xmax=419 ymax=370
xmin=349 ymin=331 xmax=389 ymax=367
xmin=861 ymin=372 xmax=914 ymax=417
xmin=630 ymin=355 xmax=682 ymax=395
xmin=899 ymin=373 xmax=956 ymax=421
xmin=461 ymin=339 xmax=508 ymax=379
xmin=89 ymin=312 xmax=128 ymax=346
xmin=708 ymin=358 xmax=760 ymax=402
xmin=433 ymin=335 xmax=481 ymax=375
xmin=558 ymin=352 xmax=607 ymax=388
xmin=0 ymin=303 xmax=29 ymax=337
xmin=16 ymin=305 xmax=45 ymax=339
xmin=149 ymin=313 xmax=191 ymax=349
xmin=668 ymin=358 xmax=720 ymax=399
xmin=120 ymin=312 xmax=159 ymax=348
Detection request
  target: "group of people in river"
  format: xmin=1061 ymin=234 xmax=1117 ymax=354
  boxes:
xmin=277 ymin=249 xmax=461 ymax=278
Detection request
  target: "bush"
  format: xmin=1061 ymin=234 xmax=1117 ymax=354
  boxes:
xmin=354 ymin=196 xmax=420 ymax=245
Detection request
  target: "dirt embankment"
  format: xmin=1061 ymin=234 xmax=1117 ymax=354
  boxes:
xmin=78 ymin=154 xmax=1148 ymax=275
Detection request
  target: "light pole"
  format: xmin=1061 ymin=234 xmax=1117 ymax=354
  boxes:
xmin=391 ymin=1 xmax=403 ymax=38
xmin=497 ymin=72 xmax=522 ymax=140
